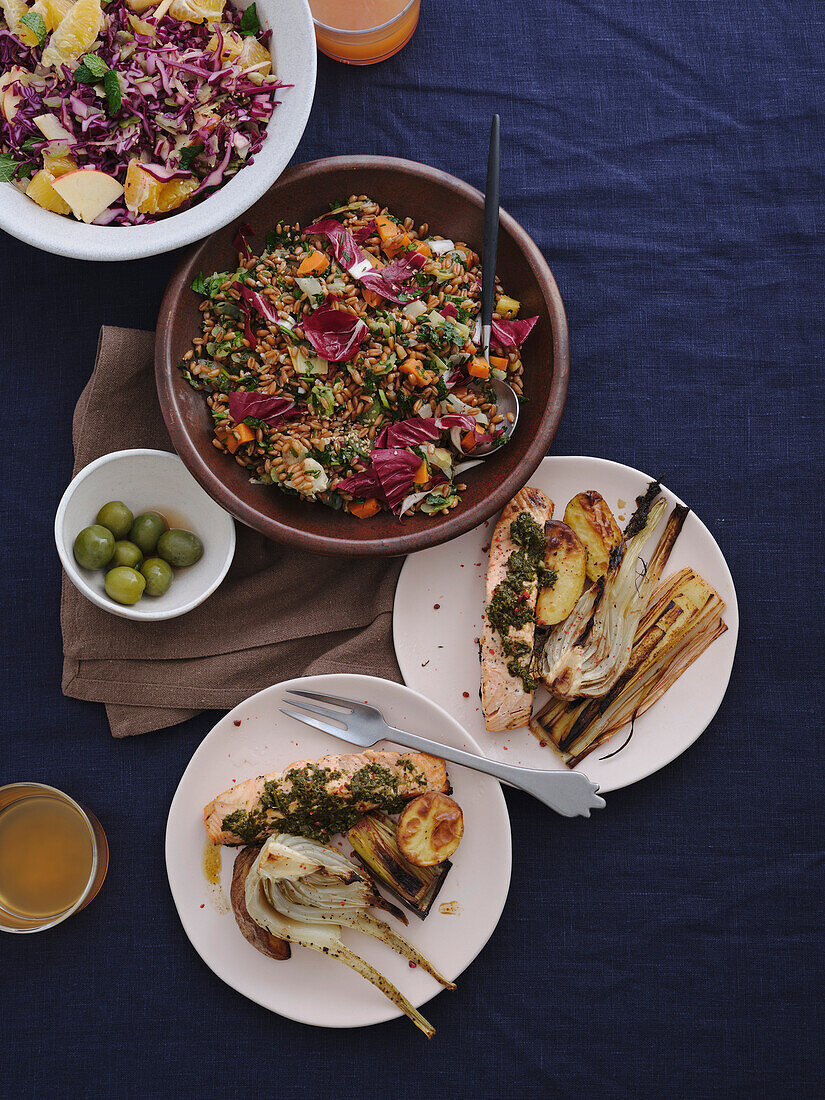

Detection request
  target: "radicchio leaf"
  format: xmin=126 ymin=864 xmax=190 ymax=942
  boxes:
xmin=371 ymin=448 xmax=425 ymax=510
xmin=375 ymin=413 xmax=479 ymax=449
xmin=352 ymin=219 xmax=377 ymax=244
xmin=302 ymin=302 xmax=368 ymax=362
xmin=304 ymin=218 xmax=426 ymax=304
xmin=239 ymin=285 xmax=280 ymax=324
xmin=233 ymin=221 xmax=254 ymax=255
xmin=441 ymin=302 xmax=458 ymax=319
xmin=228 ymin=392 xmax=298 ymax=427
xmin=337 ymin=467 xmax=382 ymax=499
xmin=491 ymin=316 xmax=538 ymax=348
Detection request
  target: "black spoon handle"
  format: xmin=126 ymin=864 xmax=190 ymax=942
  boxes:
xmin=481 ymin=114 xmax=501 ymax=353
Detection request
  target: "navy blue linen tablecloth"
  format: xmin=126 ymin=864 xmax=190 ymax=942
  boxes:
xmin=2 ymin=1 xmax=824 ymax=1095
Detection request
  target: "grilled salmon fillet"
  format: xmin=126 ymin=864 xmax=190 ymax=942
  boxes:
xmin=481 ymin=486 xmax=553 ymax=731
xmin=205 ymin=750 xmax=449 ymax=845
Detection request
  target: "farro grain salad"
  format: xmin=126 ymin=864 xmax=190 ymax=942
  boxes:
xmin=181 ymin=197 xmax=539 ymax=519
xmin=0 ymin=0 xmax=284 ymax=224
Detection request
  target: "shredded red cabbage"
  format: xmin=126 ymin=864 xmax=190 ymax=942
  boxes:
xmin=302 ymin=302 xmax=368 ymax=363
xmin=0 ymin=0 xmax=288 ymax=226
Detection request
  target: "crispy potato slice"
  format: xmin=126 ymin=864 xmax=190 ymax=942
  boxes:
xmin=563 ymin=491 xmax=621 ymax=581
xmin=536 ymin=520 xmax=587 ymax=627
xmin=396 ymin=793 xmax=464 ymax=867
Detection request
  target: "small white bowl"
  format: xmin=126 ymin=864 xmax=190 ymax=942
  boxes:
xmin=0 ymin=0 xmax=316 ymax=262
xmin=55 ymin=449 xmax=236 ymax=621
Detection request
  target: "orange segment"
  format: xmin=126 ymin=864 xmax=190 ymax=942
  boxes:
xmin=43 ymin=151 xmax=78 ymax=178
xmin=124 ymin=159 xmax=198 ymax=215
xmin=206 ymin=22 xmax=244 ymax=62
xmin=238 ymin=36 xmax=272 ymax=76
xmin=26 ymin=170 xmax=73 ymax=216
xmin=168 ymin=0 xmax=225 ymax=23
xmin=41 ymin=0 xmax=103 ymax=69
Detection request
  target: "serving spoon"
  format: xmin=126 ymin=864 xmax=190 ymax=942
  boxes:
xmin=472 ymin=114 xmax=520 ymax=456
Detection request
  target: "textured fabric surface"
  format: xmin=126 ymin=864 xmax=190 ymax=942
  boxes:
xmin=61 ymin=327 xmax=402 ymax=737
xmin=2 ymin=0 xmax=824 ymax=1096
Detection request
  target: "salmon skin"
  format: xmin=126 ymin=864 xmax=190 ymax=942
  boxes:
xmin=481 ymin=486 xmax=553 ymax=731
xmin=205 ymin=750 xmax=449 ymax=845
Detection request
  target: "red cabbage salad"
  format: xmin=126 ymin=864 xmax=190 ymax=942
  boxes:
xmin=181 ymin=198 xmax=539 ymax=520
xmin=0 ymin=0 xmax=286 ymax=224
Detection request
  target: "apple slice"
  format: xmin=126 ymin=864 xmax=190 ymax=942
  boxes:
xmin=51 ymin=169 xmax=124 ymax=224
xmin=0 ymin=67 xmax=28 ymax=123
xmin=33 ymin=113 xmax=75 ymax=144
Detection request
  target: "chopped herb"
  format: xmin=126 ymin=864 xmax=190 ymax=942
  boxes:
xmin=0 ymin=153 xmax=20 ymax=183
xmin=178 ymin=142 xmax=204 ymax=171
xmin=239 ymin=3 xmax=260 ymax=36
xmin=191 ymin=271 xmax=230 ymax=297
xmin=103 ymin=70 xmax=122 ymax=115
xmin=20 ymin=11 xmax=47 ymax=46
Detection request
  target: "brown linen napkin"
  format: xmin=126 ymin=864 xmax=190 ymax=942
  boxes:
xmin=61 ymin=327 xmax=403 ymax=738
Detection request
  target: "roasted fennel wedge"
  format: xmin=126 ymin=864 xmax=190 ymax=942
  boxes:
xmin=531 ymin=567 xmax=727 ymax=765
xmin=539 ymin=482 xmax=688 ymax=700
xmin=244 ymin=834 xmax=455 ymax=1038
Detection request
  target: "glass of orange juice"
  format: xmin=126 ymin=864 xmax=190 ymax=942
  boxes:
xmin=0 ymin=783 xmax=108 ymax=934
xmin=309 ymin=0 xmax=421 ymax=65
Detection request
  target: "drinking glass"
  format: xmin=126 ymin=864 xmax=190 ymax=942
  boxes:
xmin=310 ymin=0 xmax=421 ymax=65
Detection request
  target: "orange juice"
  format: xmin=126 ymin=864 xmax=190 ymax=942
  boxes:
xmin=310 ymin=0 xmax=420 ymax=65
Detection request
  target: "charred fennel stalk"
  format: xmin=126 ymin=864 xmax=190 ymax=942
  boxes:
xmin=531 ymin=567 xmax=727 ymax=765
xmin=349 ymin=812 xmax=452 ymax=919
xmin=244 ymin=834 xmax=454 ymax=1038
xmin=539 ymin=484 xmax=689 ymax=699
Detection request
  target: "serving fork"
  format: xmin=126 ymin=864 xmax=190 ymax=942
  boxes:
xmin=280 ymin=689 xmax=605 ymax=819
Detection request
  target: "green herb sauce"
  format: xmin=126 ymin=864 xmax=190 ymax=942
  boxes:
xmin=487 ymin=512 xmax=554 ymax=692
xmin=221 ymin=761 xmax=424 ymax=844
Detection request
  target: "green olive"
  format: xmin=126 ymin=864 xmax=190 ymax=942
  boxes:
xmin=157 ymin=528 xmax=204 ymax=568
xmin=141 ymin=557 xmax=173 ymax=597
xmin=129 ymin=512 xmax=167 ymax=555
xmin=111 ymin=540 xmax=143 ymax=569
xmin=104 ymin=566 xmax=146 ymax=605
xmin=95 ymin=501 xmax=134 ymax=540
xmin=73 ymin=525 xmax=115 ymax=570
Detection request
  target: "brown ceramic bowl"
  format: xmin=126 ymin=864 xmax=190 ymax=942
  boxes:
xmin=155 ymin=156 xmax=569 ymax=557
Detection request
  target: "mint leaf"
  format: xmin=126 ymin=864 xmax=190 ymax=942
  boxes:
xmin=178 ymin=142 xmax=203 ymax=171
xmin=239 ymin=3 xmax=260 ymax=37
xmin=16 ymin=161 xmax=38 ymax=180
xmin=21 ymin=136 xmax=41 ymax=153
xmin=74 ymin=64 xmax=96 ymax=84
xmin=0 ymin=152 xmax=19 ymax=183
xmin=82 ymin=53 xmax=109 ymax=79
xmin=103 ymin=70 xmax=122 ymax=115
xmin=21 ymin=11 xmax=47 ymax=47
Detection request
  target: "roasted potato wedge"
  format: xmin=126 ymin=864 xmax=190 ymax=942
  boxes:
xmin=536 ymin=520 xmax=587 ymax=627
xmin=563 ymin=491 xmax=622 ymax=581
xmin=230 ymin=846 xmax=291 ymax=961
xmin=396 ymin=793 xmax=464 ymax=867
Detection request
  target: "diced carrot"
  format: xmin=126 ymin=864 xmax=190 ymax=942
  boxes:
xmin=461 ymin=431 xmax=477 ymax=452
xmin=413 ymin=459 xmax=429 ymax=485
xmin=469 ymin=356 xmax=490 ymax=379
xmin=489 ymin=355 xmax=509 ymax=372
xmin=225 ymin=422 xmax=254 ymax=454
xmin=350 ymin=498 xmax=381 ymax=519
xmin=413 ymin=241 xmax=432 ymax=258
xmin=399 ymin=360 xmax=433 ymax=387
xmin=360 ymin=252 xmax=383 ymax=308
xmin=375 ymin=214 xmax=399 ymax=243
xmin=385 ymin=233 xmax=412 ymax=257
xmin=297 ymin=249 xmax=329 ymax=276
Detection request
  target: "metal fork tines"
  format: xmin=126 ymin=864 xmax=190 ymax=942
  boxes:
xmin=279 ymin=688 xmax=605 ymax=819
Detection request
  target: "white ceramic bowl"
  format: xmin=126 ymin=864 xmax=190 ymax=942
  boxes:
xmin=55 ymin=449 xmax=236 ymax=620
xmin=0 ymin=0 xmax=316 ymax=262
